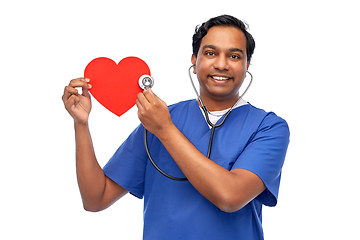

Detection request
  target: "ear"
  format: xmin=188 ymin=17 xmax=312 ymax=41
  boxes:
xmin=246 ymin=60 xmax=251 ymax=70
xmin=191 ymin=54 xmax=197 ymax=74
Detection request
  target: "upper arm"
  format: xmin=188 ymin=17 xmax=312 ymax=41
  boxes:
xmin=85 ymin=176 xmax=128 ymax=212
xmin=220 ymin=168 xmax=266 ymax=212
xmin=231 ymin=114 xmax=290 ymax=207
xmin=102 ymin=176 xmax=129 ymax=208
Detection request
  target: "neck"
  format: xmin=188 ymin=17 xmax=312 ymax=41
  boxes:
xmin=198 ymin=94 xmax=240 ymax=111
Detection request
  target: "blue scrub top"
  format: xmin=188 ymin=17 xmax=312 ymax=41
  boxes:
xmin=103 ymin=99 xmax=290 ymax=240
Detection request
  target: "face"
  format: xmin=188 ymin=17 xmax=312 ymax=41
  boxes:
xmin=191 ymin=26 xmax=250 ymax=110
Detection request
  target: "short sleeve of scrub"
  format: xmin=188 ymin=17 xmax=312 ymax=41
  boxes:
xmin=232 ymin=112 xmax=290 ymax=206
xmin=103 ymin=125 xmax=148 ymax=199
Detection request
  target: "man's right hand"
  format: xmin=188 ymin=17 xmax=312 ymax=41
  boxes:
xmin=62 ymin=77 xmax=92 ymax=124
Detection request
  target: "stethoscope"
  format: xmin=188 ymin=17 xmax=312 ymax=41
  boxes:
xmin=139 ymin=65 xmax=253 ymax=181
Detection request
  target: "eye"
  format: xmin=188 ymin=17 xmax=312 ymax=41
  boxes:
xmin=205 ymin=51 xmax=215 ymax=56
xmin=230 ymin=54 xmax=241 ymax=59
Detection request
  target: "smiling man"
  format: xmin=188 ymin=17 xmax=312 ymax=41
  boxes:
xmin=62 ymin=15 xmax=290 ymax=240
xmin=191 ymin=25 xmax=251 ymax=110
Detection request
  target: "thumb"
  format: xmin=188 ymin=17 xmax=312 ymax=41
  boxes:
xmin=148 ymin=87 xmax=156 ymax=97
xmin=82 ymin=86 xmax=91 ymax=98
xmin=147 ymin=88 xmax=159 ymax=101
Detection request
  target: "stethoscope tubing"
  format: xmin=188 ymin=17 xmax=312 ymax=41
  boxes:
xmin=144 ymin=66 xmax=253 ymax=181
xmin=144 ymin=129 xmax=188 ymax=181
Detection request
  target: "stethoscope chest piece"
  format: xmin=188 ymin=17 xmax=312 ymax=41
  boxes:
xmin=139 ymin=75 xmax=154 ymax=90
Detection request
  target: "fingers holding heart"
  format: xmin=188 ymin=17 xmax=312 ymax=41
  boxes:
xmin=63 ymin=78 xmax=91 ymax=101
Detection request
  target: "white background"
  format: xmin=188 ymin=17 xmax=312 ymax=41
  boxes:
xmin=1 ymin=0 xmax=359 ymax=239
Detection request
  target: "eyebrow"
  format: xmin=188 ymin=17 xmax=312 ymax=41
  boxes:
xmin=202 ymin=45 xmax=244 ymax=56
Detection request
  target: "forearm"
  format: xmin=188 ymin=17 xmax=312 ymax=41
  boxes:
xmin=157 ymin=124 xmax=241 ymax=211
xmin=74 ymin=122 xmax=107 ymax=210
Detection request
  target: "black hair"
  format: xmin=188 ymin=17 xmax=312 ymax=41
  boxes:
xmin=192 ymin=15 xmax=255 ymax=62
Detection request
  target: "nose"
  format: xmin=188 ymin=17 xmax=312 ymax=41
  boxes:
xmin=213 ymin=54 xmax=229 ymax=71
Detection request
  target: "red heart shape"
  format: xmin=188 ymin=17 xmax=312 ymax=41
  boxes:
xmin=84 ymin=57 xmax=150 ymax=117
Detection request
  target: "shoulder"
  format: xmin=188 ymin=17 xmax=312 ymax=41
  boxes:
xmin=229 ymin=103 xmax=290 ymax=143
xmin=243 ymin=104 xmax=290 ymax=147
xmin=167 ymin=99 xmax=199 ymax=117
xmin=242 ymin=103 xmax=289 ymax=130
xmin=168 ymin=99 xmax=197 ymax=111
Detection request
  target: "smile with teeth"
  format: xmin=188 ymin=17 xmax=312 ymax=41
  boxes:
xmin=211 ymin=76 xmax=230 ymax=81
